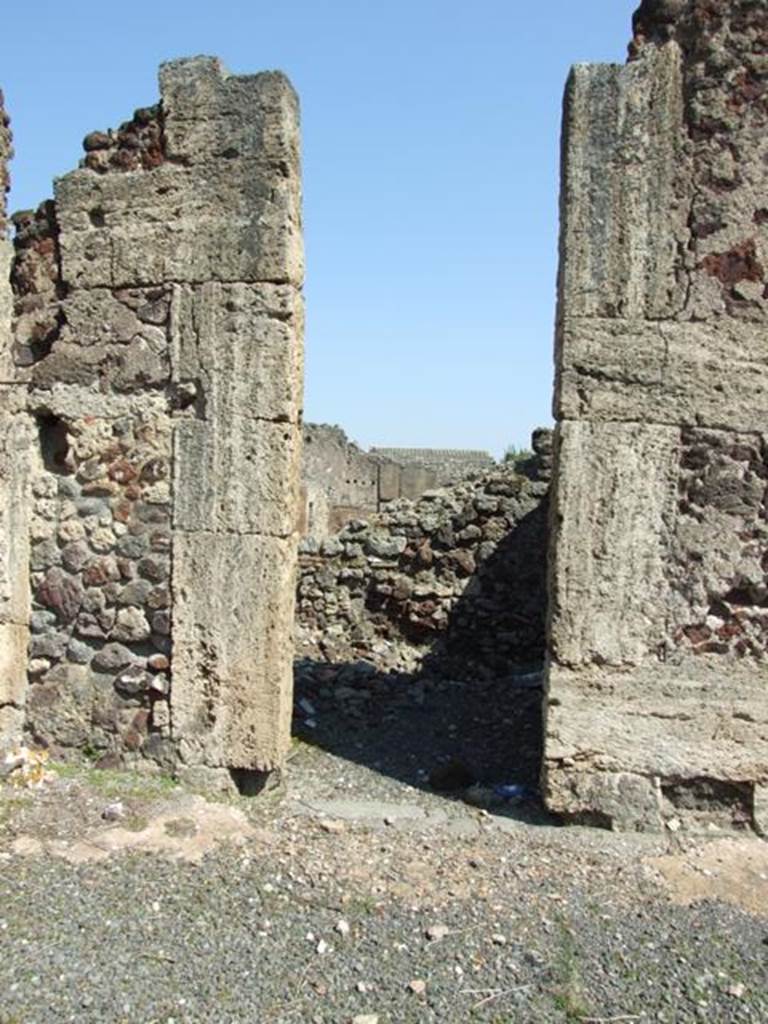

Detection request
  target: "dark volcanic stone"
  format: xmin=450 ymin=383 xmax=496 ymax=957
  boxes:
xmin=36 ymin=568 xmax=84 ymax=623
xmin=429 ymin=759 xmax=477 ymax=792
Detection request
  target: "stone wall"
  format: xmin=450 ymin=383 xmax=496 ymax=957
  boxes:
xmin=370 ymin=446 xmax=495 ymax=486
xmin=300 ymin=425 xmax=498 ymax=539
xmin=297 ymin=430 xmax=551 ymax=681
xmin=0 ymin=59 xmax=304 ymax=783
xmin=545 ymin=0 xmax=768 ymax=831
xmin=0 ymin=91 xmax=35 ymax=746
xmin=301 ymin=423 xmax=383 ymax=537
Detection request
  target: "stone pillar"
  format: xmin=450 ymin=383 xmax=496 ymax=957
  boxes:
xmin=4 ymin=59 xmax=303 ymax=778
xmin=545 ymin=2 xmax=768 ymax=831
xmin=160 ymin=60 xmax=304 ymax=778
xmin=0 ymin=96 xmax=34 ymax=747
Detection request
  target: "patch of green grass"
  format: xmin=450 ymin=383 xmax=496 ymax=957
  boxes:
xmin=48 ymin=760 xmax=179 ymax=800
xmin=550 ymin=916 xmax=591 ymax=1022
xmin=0 ymin=794 xmax=32 ymax=831
xmin=343 ymin=892 xmax=380 ymax=916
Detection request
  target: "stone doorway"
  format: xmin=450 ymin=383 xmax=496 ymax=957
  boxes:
xmin=291 ymin=431 xmax=553 ymax=813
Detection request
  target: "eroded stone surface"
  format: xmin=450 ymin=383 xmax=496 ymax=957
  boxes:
xmin=545 ymin=0 xmax=768 ymax=830
xmin=0 ymin=59 xmax=303 ymax=777
xmin=0 ymin=99 xmax=30 ymax=739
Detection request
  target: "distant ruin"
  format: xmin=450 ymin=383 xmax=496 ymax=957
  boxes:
xmin=545 ymin=0 xmax=768 ymax=831
xmin=300 ymin=422 xmax=495 ymax=538
xmin=0 ymin=59 xmax=304 ymax=787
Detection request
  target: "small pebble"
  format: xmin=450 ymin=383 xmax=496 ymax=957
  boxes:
xmin=101 ymin=801 xmax=125 ymax=822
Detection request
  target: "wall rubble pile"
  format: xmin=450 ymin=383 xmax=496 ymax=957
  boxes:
xmin=546 ymin=0 xmax=768 ymax=831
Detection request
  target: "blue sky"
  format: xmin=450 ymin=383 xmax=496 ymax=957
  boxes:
xmin=3 ymin=0 xmax=637 ymax=457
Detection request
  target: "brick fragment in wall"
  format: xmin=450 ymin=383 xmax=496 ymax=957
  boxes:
xmin=545 ymin=0 xmax=768 ymax=832
xmin=80 ymin=104 xmax=165 ymax=175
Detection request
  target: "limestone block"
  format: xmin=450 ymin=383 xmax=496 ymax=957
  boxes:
xmin=173 ymin=416 xmax=301 ymax=537
xmin=0 ymin=239 xmax=16 ymax=383
xmin=54 ymin=161 xmax=303 ymax=290
xmin=171 ymin=531 xmax=296 ymax=770
xmin=171 ymin=282 xmax=304 ymax=424
xmin=0 ymin=623 xmax=29 ymax=710
xmin=0 ymin=388 xmax=35 ymax=625
xmin=557 ymin=46 xmax=689 ymax=323
xmin=548 ymin=420 xmax=679 ymax=668
xmin=0 ymin=705 xmax=23 ymax=750
xmin=159 ymin=58 xmax=300 ymax=172
xmin=556 ymin=317 xmax=768 ymax=431
xmin=544 ymin=765 xmax=663 ymax=832
xmin=30 ymin=384 xmax=168 ymax=422
xmin=545 ymin=662 xmax=768 ymax=829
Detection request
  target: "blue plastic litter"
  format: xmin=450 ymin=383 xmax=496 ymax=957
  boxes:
xmin=493 ymin=783 xmax=536 ymax=802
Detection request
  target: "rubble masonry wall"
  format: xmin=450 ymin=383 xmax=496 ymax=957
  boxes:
xmin=0 ymin=59 xmax=303 ymax=781
xmin=545 ymin=0 xmax=768 ymax=831
xmin=297 ymin=431 xmax=552 ymax=681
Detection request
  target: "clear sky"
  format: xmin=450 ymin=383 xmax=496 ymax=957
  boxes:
xmin=3 ymin=0 xmax=637 ymax=458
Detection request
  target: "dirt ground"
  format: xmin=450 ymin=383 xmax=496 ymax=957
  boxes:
xmin=1 ymin=737 xmax=767 ymax=1023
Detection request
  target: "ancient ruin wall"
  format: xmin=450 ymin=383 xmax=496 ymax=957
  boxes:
xmin=545 ymin=0 xmax=768 ymax=831
xmin=1 ymin=60 xmax=303 ymax=780
xmin=300 ymin=424 xmax=448 ymax=538
xmin=0 ymin=92 xmax=36 ymax=745
xmin=297 ymin=432 xmax=551 ymax=680
xmin=370 ymin=447 xmax=495 ymax=487
xmin=301 ymin=424 xmax=382 ymax=537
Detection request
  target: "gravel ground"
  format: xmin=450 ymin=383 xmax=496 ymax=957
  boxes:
xmin=1 ymin=742 xmax=767 ymax=1024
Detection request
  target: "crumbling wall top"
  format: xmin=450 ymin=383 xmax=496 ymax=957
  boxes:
xmin=0 ymin=90 xmax=12 ymax=233
xmin=630 ymin=0 xmax=768 ymax=58
xmin=158 ymin=56 xmax=300 ymax=172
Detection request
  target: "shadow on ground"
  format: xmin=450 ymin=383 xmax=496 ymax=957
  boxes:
xmin=292 ymin=657 xmax=551 ymax=823
xmin=292 ymin=468 xmax=552 ymax=821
